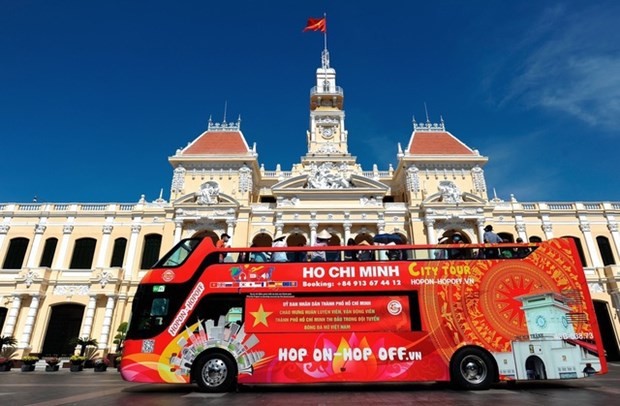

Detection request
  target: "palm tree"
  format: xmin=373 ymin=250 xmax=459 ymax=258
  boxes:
xmin=70 ymin=336 xmax=98 ymax=356
xmin=0 ymin=336 xmax=17 ymax=348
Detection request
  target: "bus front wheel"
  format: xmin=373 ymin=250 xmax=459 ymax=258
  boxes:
xmin=450 ymin=347 xmax=496 ymax=390
xmin=193 ymin=351 xmax=237 ymax=393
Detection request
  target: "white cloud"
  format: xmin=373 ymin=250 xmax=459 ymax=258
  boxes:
xmin=491 ymin=4 xmax=620 ymax=130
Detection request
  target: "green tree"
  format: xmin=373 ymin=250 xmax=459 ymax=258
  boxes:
xmin=113 ymin=322 xmax=128 ymax=353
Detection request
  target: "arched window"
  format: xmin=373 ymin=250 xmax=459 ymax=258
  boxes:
xmin=2 ymin=237 xmax=29 ymax=269
xmin=529 ymin=236 xmax=543 ymax=243
xmin=39 ymin=237 xmax=58 ymax=267
xmin=596 ymin=236 xmax=616 ymax=266
xmin=0 ymin=307 xmax=7 ymax=333
xmin=110 ymin=237 xmax=127 ymax=267
xmin=69 ymin=238 xmax=97 ymax=269
xmin=561 ymin=236 xmax=588 ymax=267
xmin=140 ymin=234 xmax=162 ymax=269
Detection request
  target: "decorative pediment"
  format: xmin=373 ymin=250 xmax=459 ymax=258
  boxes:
xmin=423 ymin=191 xmax=486 ymax=204
xmin=271 ymin=173 xmax=388 ymax=194
xmin=172 ymin=190 xmax=240 ymax=207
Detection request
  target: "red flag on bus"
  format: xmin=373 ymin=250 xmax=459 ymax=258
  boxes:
xmin=303 ymin=17 xmax=326 ymax=33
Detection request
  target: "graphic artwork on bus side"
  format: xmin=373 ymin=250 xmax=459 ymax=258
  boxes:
xmin=163 ymin=315 xmax=265 ymax=381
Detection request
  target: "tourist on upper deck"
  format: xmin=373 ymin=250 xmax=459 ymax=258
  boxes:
xmin=448 ymin=233 xmax=466 ymax=259
xmin=309 ymin=230 xmax=331 ymax=261
xmin=344 ymin=238 xmax=358 ymax=261
xmin=483 ymin=225 xmax=502 ymax=258
xmin=513 ymin=237 xmax=531 ymax=258
xmin=217 ymin=233 xmax=231 ymax=262
xmin=357 ymin=240 xmax=374 ymax=261
xmin=271 ymin=233 xmax=288 ymax=262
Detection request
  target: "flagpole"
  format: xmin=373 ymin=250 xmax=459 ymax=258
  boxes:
xmin=323 ymin=12 xmax=328 ymax=54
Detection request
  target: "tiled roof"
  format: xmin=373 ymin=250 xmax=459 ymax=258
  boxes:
xmin=408 ymin=131 xmax=476 ymax=155
xmin=182 ymin=131 xmax=250 ymax=155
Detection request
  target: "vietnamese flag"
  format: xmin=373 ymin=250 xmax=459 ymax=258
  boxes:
xmin=303 ymin=17 xmax=326 ymax=32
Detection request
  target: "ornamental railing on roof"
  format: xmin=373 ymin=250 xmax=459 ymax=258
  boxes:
xmin=262 ymin=171 xmax=293 ymax=178
xmin=413 ymin=120 xmax=445 ymax=132
xmin=547 ymin=203 xmax=574 ymax=210
xmin=80 ymin=204 xmax=107 ymax=211
xmin=207 ymin=118 xmax=241 ymax=132
xmin=361 ymin=171 xmax=391 ymax=178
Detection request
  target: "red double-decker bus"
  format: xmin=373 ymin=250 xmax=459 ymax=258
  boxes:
xmin=120 ymin=237 xmax=607 ymax=392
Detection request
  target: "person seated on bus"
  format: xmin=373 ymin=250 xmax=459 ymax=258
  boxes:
xmin=500 ymin=239 xmax=514 ymax=258
xmin=434 ymin=237 xmax=448 ymax=259
xmin=357 ymin=240 xmax=374 ymax=261
xmin=308 ymin=230 xmax=331 ymax=261
xmin=249 ymin=243 xmax=269 ymax=262
xmin=447 ymin=233 xmax=466 ymax=259
xmin=271 ymin=233 xmax=288 ymax=262
xmin=343 ymin=238 xmax=358 ymax=261
xmin=513 ymin=237 xmax=531 ymax=258
xmin=386 ymin=242 xmax=401 ymax=260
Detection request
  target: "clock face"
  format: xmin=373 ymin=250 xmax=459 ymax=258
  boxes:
xmin=322 ymin=127 xmax=334 ymax=138
xmin=561 ymin=315 xmax=569 ymax=329
xmin=536 ymin=315 xmax=547 ymax=328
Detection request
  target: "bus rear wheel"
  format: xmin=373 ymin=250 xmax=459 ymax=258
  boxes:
xmin=450 ymin=347 xmax=496 ymax=390
xmin=193 ymin=352 xmax=237 ymax=393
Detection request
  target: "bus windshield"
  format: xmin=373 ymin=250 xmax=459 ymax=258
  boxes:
xmin=155 ymin=238 xmax=201 ymax=268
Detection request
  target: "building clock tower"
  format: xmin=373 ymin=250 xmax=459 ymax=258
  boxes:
xmin=306 ymin=48 xmax=349 ymax=157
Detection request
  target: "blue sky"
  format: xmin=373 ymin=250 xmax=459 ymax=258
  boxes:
xmin=1 ymin=0 xmax=618 ymax=204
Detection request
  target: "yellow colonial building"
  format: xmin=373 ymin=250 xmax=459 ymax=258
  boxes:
xmin=1 ymin=47 xmax=619 ymax=360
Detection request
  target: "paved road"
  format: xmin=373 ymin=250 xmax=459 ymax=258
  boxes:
xmin=1 ymin=363 xmax=619 ymax=405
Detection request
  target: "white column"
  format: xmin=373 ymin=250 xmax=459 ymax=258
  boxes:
xmin=377 ymin=219 xmax=385 ymax=234
xmin=607 ymin=223 xmax=620 ymax=262
xmin=424 ymin=219 xmax=437 ymax=244
xmin=53 ymin=225 xmax=74 ymax=269
xmin=95 ymin=225 xmax=113 ymax=268
xmin=343 ymin=222 xmax=352 ymax=243
xmin=226 ymin=220 xmax=236 ymax=242
xmin=580 ymin=222 xmax=602 ymax=268
xmin=515 ymin=223 xmax=527 ymax=242
xmin=309 ymin=222 xmax=318 ymax=243
xmin=542 ymin=223 xmax=554 ymax=240
xmin=98 ymin=295 xmax=116 ymax=350
xmin=18 ymin=294 xmax=41 ymax=349
xmin=476 ymin=219 xmax=485 ymax=243
xmin=124 ymin=225 xmax=141 ymax=277
xmin=173 ymin=220 xmax=183 ymax=244
xmin=80 ymin=295 xmax=98 ymax=339
xmin=2 ymin=294 xmax=22 ymax=337
xmin=25 ymin=225 xmax=46 ymax=268
xmin=0 ymin=225 xmax=10 ymax=259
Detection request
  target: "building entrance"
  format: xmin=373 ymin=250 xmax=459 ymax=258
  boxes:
xmin=41 ymin=304 xmax=84 ymax=356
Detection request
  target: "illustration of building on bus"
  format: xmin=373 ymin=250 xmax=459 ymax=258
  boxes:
xmin=493 ymin=292 xmax=602 ymax=380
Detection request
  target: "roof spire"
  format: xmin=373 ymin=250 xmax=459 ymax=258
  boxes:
xmin=223 ymin=100 xmax=228 ymax=124
xmin=424 ymin=102 xmax=430 ymax=123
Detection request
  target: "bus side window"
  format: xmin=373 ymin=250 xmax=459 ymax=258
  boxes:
xmin=150 ymin=298 xmax=169 ymax=326
xmin=189 ymin=295 xmax=244 ymax=327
